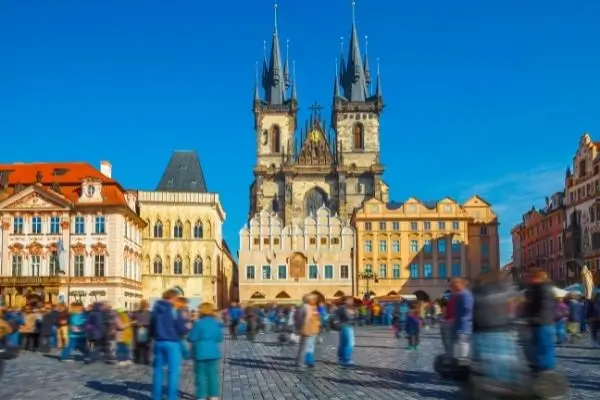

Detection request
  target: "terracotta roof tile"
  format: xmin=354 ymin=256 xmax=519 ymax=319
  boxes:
xmin=0 ymin=162 xmax=114 ymax=185
xmin=0 ymin=162 xmax=127 ymax=207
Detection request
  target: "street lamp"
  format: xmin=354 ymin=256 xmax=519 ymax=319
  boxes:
xmin=358 ymin=270 xmax=378 ymax=299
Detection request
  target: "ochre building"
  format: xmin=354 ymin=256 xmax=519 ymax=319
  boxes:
xmin=239 ymin=3 xmax=385 ymax=303
xmin=353 ymin=196 xmax=500 ymax=300
xmin=139 ymin=151 xmax=236 ymax=310
xmin=0 ymin=161 xmax=145 ymax=308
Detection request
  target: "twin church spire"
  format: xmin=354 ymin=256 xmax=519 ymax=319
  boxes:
xmin=254 ymin=1 xmax=382 ymax=109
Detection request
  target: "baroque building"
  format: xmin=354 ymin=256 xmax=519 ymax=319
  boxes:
xmin=0 ymin=162 xmax=145 ymax=308
xmin=353 ymin=196 xmax=500 ymax=300
xmin=139 ymin=151 xmax=236 ymax=309
xmin=564 ymin=133 xmax=600 ymax=284
xmin=239 ymin=3 xmax=385 ymax=302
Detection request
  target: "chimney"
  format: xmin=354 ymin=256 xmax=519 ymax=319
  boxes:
xmin=100 ymin=161 xmax=112 ymax=178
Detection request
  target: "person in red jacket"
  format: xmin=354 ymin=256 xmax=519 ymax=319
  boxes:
xmin=441 ymin=292 xmax=457 ymax=356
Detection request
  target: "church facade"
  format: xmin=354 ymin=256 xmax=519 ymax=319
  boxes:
xmin=238 ymin=3 xmax=387 ymax=303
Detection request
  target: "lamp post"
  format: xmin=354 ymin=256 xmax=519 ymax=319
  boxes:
xmin=358 ymin=270 xmax=378 ymax=300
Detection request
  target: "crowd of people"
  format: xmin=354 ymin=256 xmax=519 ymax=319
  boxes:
xmin=0 ymin=269 xmax=597 ymax=399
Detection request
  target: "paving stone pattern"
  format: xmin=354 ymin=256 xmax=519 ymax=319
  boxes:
xmin=0 ymin=327 xmax=599 ymax=399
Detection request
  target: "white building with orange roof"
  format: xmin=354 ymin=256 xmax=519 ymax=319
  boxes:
xmin=0 ymin=161 xmax=146 ymax=309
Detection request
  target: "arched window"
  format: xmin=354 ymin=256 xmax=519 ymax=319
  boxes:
xmin=153 ymin=221 xmax=163 ymax=238
xmin=271 ymin=125 xmax=281 ymax=153
xmin=353 ymin=123 xmax=364 ymax=150
xmin=193 ymin=221 xmax=204 ymax=239
xmin=173 ymin=256 xmax=183 ymax=275
xmin=173 ymin=220 xmax=183 ymax=238
xmin=193 ymin=256 xmax=203 ymax=275
xmin=153 ymin=256 xmax=163 ymax=274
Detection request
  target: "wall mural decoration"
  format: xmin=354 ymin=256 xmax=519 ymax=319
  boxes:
xmin=289 ymin=252 xmax=307 ymax=279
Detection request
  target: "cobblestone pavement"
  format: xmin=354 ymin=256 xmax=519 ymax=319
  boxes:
xmin=0 ymin=327 xmax=599 ymax=399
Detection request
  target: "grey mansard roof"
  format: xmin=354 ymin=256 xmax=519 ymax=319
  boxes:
xmin=156 ymin=150 xmax=208 ymax=193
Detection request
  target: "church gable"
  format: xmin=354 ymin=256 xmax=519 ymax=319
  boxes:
xmin=297 ymin=118 xmax=333 ymax=166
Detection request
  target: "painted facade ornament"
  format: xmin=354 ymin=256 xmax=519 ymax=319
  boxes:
xmin=91 ymin=242 xmax=108 ymax=255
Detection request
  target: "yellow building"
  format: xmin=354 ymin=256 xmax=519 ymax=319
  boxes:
xmin=139 ymin=151 xmax=235 ymax=309
xmin=353 ymin=196 xmax=500 ymax=300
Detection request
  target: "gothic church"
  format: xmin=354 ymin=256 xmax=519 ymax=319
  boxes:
xmin=249 ymin=3 xmax=388 ymax=225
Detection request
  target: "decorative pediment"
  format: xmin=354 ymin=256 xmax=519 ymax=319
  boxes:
xmin=0 ymin=184 xmax=72 ymax=211
xmin=297 ymin=120 xmax=333 ymax=166
xmin=71 ymin=242 xmax=87 ymax=255
xmin=91 ymin=242 xmax=108 ymax=255
xmin=8 ymin=243 xmax=24 ymax=254
xmin=26 ymin=242 xmax=44 ymax=256
xmin=250 ymin=291 xmax=266 ymax=299
xmin=275 ymin=291 xmax=291 ymax=299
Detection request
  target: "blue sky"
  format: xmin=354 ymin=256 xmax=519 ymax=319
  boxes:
xmin=1 ymin=0 xmax=600 ymax=264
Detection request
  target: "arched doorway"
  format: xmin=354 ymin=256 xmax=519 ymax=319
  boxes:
xmin=413 ymin=290 xmax=430 ymax=302
xmin=308 ymin=291 xmax=325 ymax=304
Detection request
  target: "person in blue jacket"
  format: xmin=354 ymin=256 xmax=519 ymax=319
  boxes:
xmin=60 ymin=302 xmax=90 ymax=362
xmin=187 ymin=302 xmax=223 ymax=400
xmin=451 ymin=278 xmax=474 ymax=359
xmin=150 ymin=289 xmax=189 ymax=400
xmin=228 ymin=302 xmax=242 ymax=337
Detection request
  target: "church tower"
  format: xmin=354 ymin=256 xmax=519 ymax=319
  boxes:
xmin=250 ymin=3 xmax=298 ymax=219
xmin=332 ymin=1 xmax=387 ymax=218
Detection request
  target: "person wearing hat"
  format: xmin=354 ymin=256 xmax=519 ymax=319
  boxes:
xmin=187 ymin=302 xmax=223 ymax=400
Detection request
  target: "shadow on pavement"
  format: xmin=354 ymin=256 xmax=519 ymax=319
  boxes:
xmin=323 ymin=371 xmax=457 ymax=399
xmin=556 ymin=354 xmax=600 ymax=362
xmin=85 ymin=380 xmax=152 ymax=400
xmin=353 ymin=345 xmax=397 ymax=349
xmin=227 ymin=357 xmax=297 ymax=373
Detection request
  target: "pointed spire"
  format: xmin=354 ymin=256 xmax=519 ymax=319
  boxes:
xmin=333 ymin=58 xmax=341 ymax=98
xmin=291 ymin=60 xmax=297 ymax=100
xmin=341 ymin=0 xmax=369 ymax=102
xmin=375 ymin=57 xmax=382 ymax=98
xmin=284 ymin=39 xmax=290 ymax=89
xmin=262 ymin=2 xmax=286 ymax=105
xmin=338 ymin=36 xmax=346 ymax=83
xmin=364 ymin=35 xmax=371 ymax=87
xmin=254 ymin=61 xmax=260 ymax=102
